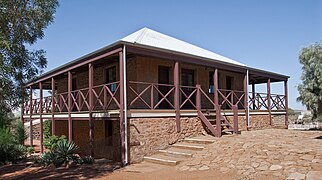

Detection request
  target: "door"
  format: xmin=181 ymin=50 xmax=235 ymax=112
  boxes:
xmin=158 ymin=66 xmax=171 ymax=109
xmin=181 ymin=69 xmax=195 ymax=109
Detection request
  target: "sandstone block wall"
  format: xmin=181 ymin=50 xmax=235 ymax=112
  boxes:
xmin=128 ymin=117 xmax=204 ymax=163
xmin=237 ymin=114 xmax=286 ymax=131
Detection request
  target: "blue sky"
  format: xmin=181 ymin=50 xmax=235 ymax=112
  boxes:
xmin=31 ymin=0 xmax=322 ymax=110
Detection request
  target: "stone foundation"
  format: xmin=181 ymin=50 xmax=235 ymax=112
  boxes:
xmin=128 ymin=117 xmax=204 ymax=163
xmin=237 ymin=114 xmax=287 ymax=131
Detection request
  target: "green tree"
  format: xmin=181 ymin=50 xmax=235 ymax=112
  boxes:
xmin=297 ymin=42 xmax=322 ymax=121
xmin=0 ymin=0 xmax=59 ymax=126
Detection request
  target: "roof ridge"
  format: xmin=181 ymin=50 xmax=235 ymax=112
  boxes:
xmin=135 ymin=27 xmax=148 ymax=43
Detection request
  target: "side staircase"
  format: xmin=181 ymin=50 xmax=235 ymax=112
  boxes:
xmin=143 ymin=137 xmax=215 ymax=166
xmin=197 ymin=108 xmax=239 ymax=137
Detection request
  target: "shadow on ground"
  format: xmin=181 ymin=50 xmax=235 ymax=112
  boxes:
xmin=0 ymin=160 xmax=120 ymax=180
xmin=314 ymin=136 xmax=322 ymax=140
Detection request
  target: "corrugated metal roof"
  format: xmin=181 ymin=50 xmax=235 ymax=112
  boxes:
xmin=26 ymin=27 xmax=289 ymax=86
xmin=121 ymin=27 xmax=246 ymax=67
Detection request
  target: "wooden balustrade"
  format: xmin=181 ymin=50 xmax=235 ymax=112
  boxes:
xmin=128 ymin=81 xmax=175 ymax=109
xmin=248 ymin=92 xmax=286 ymax=110
xmin=22 ymin=82 xmax=287 ymax=115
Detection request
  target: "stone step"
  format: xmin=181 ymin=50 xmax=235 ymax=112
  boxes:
xmin=143 ymin=156 xmax=181 ymax=166
xmin=184 ymin=138 xmax=215 ymax=144
xmin=222 ymin=129 xmax=234 ymax=133
xmin=157 ymin=149 xmax=193 ymax=158
xmin=172 ymin=143 xmax=205 ymax=151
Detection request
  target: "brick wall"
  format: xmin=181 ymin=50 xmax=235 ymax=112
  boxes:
xmin=128 ymin=117 xmax=204 ymax=163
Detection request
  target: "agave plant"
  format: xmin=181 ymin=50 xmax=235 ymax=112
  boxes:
xmin=40 ymin=151 xmax=57 ymax=167
xmin=54 ymin=139 xmax=79 ymax=166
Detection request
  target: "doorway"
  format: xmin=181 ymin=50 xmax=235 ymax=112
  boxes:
xmin=158 ymin=66 xmax=171 ymax=109
xmin=181 ymin=69 xmax=195 ymax=109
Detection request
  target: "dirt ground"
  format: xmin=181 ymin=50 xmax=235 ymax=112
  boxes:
xmin=0 ymin=129 xmax=321 ymax=180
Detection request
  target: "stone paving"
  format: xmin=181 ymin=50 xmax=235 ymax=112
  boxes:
xmin=176 ymin=129 xmax=322 ymax=179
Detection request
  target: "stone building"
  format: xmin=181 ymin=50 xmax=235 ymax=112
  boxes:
xmin=22 ymin=28 xmax=289 ymax=165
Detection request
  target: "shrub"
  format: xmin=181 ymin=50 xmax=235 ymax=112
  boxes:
xmin=44 ymin=135 xmax=66 ymax=151
xmin=27 ymin=147 xmax=35 ymax=155
xmin=77 ymin=155 xmax=94 ymax=165
xmin=0 ymin=128 xmax=26 ymax=163
xmin=15 ymin=122 xmax=27 ymax=144
xmin=43 ymin=120 xmax=51 ymax=139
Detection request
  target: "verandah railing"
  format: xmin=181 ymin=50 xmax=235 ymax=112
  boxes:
xmin=23 ymin=81 xmax=287 ymax=115
xmin=248 ymin=92 xmax=286 ymax=110
xmin=23 ymin=81 xmax=120 ymax=115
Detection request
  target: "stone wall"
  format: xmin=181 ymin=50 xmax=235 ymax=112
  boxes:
xmin=128 ymin=117 xmax=204 ymax=163
xmin=237 ymin=114 xmax=286 ymax=131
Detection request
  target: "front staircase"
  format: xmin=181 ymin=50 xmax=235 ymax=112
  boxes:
xmin=144 ymin=137 xmax=215 ymax=166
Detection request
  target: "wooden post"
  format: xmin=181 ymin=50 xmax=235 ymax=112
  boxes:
xmin=233 ymin=105 xmax=239 ymax=134
xmin=267 ymin=78 xmax=272 ymax=125
xmin=88 ymin=63 xmax=94 ymax=157
xmin=21 ymin=94 xmax=24 ymax=145
xmin=39 ymin=82 xmax=44 ymax=153
xmin=214 ymin=68 xmax=221 ymax=137
xmin=51 ymin=78 xmax=55 ymax=135
xmin=29 ymin=86 xmax=33 ymax=147
xmin=174 ymin=61 xmax=180 ymax=132
xmin=150 ymin=84 xmax=154 ymax=109
xmin=119 ymin=51 xmax=125 ymax=166
xmin=196 ymin=85 xmax=201 ymax=111
xmin=252 ymin=82 xmax=255 ymax=110
xmin=244 ymin=73 xmax=249 ymax=128
xmin=284 ymin=80 xmax=288 ymax=128
xmin=68 ymin=71 xmax=73 ymax=142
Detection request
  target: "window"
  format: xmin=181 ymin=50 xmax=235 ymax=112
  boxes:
xmin=105 ymin=66 xmax=117 ymax=92
xmin=209 ymin=72 xmax=214 ymax=93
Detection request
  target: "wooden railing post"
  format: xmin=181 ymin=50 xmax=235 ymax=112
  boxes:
xmin=233 ymin=105 xmax=239 ymax=134
xmin=51 ymin=78 xmax=55 ymax=135
xmin=174 ymin=61 xmax=180 ymax=132
xmin=244 ymin=72 xmax=249 ymax=128
xmin=150 ymin=84 xmax=154 ymax=110
xmin=284 ymin=80 xmax=288 ymax=128
xmin=196 ymin=85 xmax=201 ymax=111
xmin=68 ymin=71 xmax=73 ymax=142
xmin=39 ymin=82 xmax=44 ymax=153
xmin=103 ymin=85 xmax=107 ymax=109
xmin=267 ymin=78 xmax=272 ymax=125
xmin=29 ymin=86 xmax=33 ymax=147
xmin=252 ymin=82 xmax=255 ymax=110
xmin=214 ymin=68 xmax=221 ymax=137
